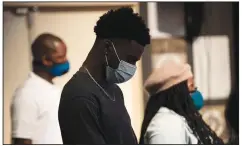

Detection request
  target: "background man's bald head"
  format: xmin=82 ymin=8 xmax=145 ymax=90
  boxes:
xmin=31 ymin=33 xmax=64 ymax=61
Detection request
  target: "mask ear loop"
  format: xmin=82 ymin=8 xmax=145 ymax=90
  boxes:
xmin=109 ymin=41 xmax=121 ymax=62
xmin=105 ymin=52 xmax=109 ymax=66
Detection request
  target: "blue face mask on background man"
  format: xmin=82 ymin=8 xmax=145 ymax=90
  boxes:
xmin=48 ymin=61 xmax=70 ymax=76
xmin=105 ymin=42 xmax=136 ymax=84
xmin=33 ymin=60 xmax=70 ymax=77
xmin=191 ymin=90 xmax=204 ymax=110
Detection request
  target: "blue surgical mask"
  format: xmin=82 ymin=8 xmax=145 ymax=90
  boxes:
xmin=48 ymin=61 xmax=70 ymax=76
xmin=191 ymin=90 xmax=204 ymax=110
xmin=105 ymin=42 xmax=136 ymax=84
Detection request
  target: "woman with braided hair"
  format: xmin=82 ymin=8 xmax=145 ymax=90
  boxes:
xmin=139 ymin=59 xmax=224 ymax=144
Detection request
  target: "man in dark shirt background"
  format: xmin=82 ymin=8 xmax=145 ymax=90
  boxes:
xmin=58 ymin=7 xmax=150 ymax=144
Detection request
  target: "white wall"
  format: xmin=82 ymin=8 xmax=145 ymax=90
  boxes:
xmin=3 ymin=11 xmax=32 ymax=144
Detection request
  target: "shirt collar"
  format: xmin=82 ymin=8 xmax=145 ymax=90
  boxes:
xmin=29 ymin=72 xmax=55 ymax=88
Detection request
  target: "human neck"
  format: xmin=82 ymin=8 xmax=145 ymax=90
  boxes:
xmin=82 ymin=60 xmax=107 ymax=84
xmin=33 ymin=67 xmax=54 ymax=84
xmin=82 ymin=39 xmax=107 ymax=85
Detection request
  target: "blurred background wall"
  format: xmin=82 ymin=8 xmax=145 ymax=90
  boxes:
xmin=139 ymin=2 xmax=238 ymax=142
xmin=3 ymin=2 xmax=238 ymax=144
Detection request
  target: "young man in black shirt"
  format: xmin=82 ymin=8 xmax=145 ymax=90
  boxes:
xmin=58 ymin=7 xmax=150 ymax=144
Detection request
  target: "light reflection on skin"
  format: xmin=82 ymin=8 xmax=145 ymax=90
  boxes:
xmin=187 ymin=77 xmax=196 ymax=93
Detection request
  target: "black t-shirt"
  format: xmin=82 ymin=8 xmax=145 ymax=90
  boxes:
xmin=58 ymin=70 xmax=137 ymax=144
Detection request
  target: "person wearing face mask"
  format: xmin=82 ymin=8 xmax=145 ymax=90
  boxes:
xmin=11 ymin=33 xmax=69 ymax=144
xmin=139 ymin=59 xmax=224 ymax=144
xmin=58 ymin=7 xmax=150 ymax=144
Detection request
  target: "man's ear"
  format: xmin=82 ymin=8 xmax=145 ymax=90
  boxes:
xmin=104 ymin=39 xmax=113 ymax=53
xmin=42 ymin=55 xmax=53 ymax=66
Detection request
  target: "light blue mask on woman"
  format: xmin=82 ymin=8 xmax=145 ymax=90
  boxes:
xmin=191 ymin=90 xmax=204 ymax=110
xmin=105 ymin=42 xmax=136 ymax=84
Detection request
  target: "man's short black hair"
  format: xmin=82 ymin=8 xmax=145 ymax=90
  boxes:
xmin=31 ymin=33 xmax=63 ymax=61
xmin=94 ymin=7 xmax=150 ymax=46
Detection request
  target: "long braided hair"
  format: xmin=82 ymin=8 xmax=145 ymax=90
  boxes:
xmin=140 ymin=81 xmax=224 ymax=144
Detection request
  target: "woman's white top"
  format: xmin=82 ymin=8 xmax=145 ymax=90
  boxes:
xmin=144 ymin=107 xmax=198 ymax=144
